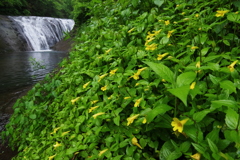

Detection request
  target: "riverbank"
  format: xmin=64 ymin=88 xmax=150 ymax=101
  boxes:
xmin=0 ymin=86 xmax=32 ymax=159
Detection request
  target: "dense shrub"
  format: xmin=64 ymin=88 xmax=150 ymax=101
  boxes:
xmin=2 ymin=0 xmax=240 ymax=159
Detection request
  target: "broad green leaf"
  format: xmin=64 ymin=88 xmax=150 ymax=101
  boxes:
xmin=176 ymin=71 xmax=196 ymax=87
xmin=159 ymin=141 xmax=174 ymax=160
xmin=227 ymin=13 xmax=240 ymax=23
xmin=168 ymin=85 xmax=190 ymax=106
xmin=131 ymin=0 xmax=138 ymax=7
xmin=126 ymin=146 xmax=136 ymax=156
xmin=160 ymin=36 xmax=169 ymax=44
xmin=146 ymin=104 xmax=172 ymax=123
xmin=153 ymin=0 xmax=164 ymax=7
xmin=193 ymin=109 xmax=211 ymax=122
xmin=192 ymin=143 xmax=206 ymax=154
xmin=211 ymin=100 xmax=237 ymax=108
xmin=200 ymin=34 xmax=208 ymax=44
xmin=220 ymin=80 xmax=236 ymax=94
xmin=113 ymin=116 xmax=120 ymax=126
xmin=167 ymin=151 xmax=182 ymax=160
xmin=225 ymin=108 xmax=239 ymax=129
xmin=207 ymin=138 xmax=219 ymax=153
xmin=29 ymin=114 xmax=36 ymax=119
xmin=179 ymin=141 xmax=191 ymax=152
xmin=145 ymin=62 xmax=174 ymax=83
xmin=201 ymin=47 xmax=210 ymax=56
xmin=185 ymin=126 xmax=203 ymax=142
xmin=209 ymin=74 xmax=220 ymax=84
xmin=206 ymin=129 xmax=220 ymax=143
xmin=223 ymin=40 xmax=230 ymax=46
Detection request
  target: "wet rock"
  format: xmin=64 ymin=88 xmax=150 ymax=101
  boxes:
xmin=0 ymin=15 xmax=28 ymax=52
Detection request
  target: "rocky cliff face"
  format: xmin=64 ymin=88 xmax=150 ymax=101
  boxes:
xmin=0 ymin=15 xmax=28 ymax=52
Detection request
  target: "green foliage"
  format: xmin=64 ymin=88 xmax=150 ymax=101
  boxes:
xmin=2 ymin=0 xmax=240 ymax=159
xmin=0 ymin=0 xmax=72 ymax=18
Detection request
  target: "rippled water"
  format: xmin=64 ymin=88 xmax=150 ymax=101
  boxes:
xmin=0 ymin=50 xmax=67 ymax=94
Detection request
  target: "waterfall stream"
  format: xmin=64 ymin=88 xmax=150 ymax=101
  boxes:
xmin=8 ymin=16 xmax=75 ymax=51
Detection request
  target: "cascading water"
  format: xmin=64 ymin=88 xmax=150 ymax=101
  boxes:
xmin=8 ymin=16 xmax=75 ymax=51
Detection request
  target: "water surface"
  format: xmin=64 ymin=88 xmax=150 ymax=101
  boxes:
xmin=0 ymin=50 xmax=67 ymax=94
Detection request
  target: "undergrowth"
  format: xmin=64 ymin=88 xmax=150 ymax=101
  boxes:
xmin=2 ymin=0 xmax=240 ymax=159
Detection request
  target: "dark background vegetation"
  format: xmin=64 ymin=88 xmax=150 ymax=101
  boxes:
xmin=0 ymin=0 xmax=73 ymax=19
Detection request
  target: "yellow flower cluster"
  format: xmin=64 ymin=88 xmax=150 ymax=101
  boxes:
xmin=145 ymin=29 xmax=162 ymax=51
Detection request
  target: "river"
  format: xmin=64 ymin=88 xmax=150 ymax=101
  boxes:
xmin=0 ymin=50 xmax=68 ymax=113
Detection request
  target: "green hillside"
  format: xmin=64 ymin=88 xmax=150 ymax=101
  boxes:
xmin=2 ymin=0 xmax=240 ymax=159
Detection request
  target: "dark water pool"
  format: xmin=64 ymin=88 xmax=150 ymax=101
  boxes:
xmin=0 ymin=50 xmax=67 ymax=94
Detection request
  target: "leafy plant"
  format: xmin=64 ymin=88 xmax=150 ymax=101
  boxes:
xmin=2 ymin=0 xmax=240 ymax=159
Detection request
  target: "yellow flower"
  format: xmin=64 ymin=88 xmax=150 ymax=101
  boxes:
xmin=131 ymin=73 xmax=140 ymax=80
xmin=128 ymin=27 xmax=135 ymax=33
xmin=101 ymin=85 xmax=107 ymax=91
xmin=91 ymin=100 xmax=99 ymax=104
xmin=176 ymin=4 xmax=180 ymax=7
xmin=89 ymin=106 xmax=99 ymax=113
xmin=181 ymin=12 xmax=185 ymax=15
xmin=110 ymin=68 xmax=118 ymax=76
xmin=152 ymin=29 xmax=162 ymax=36
xmin=71 ymin=97 xmax=80 ymax=105
xmin=98 ymin=149 xmax=108 ymax=157
xmin=171 ymin=118 xmax=188 ymax=133
xmin=191 ymin=46 xmax=199 ymax=50
xmin=235 ymin=11 xmax=239 ymax=14
xmin=165 ymin=20 xmax=170 ymax=25
xmin=145 ymin=37 xmax=155 ymax=46
xmin=124 ymin=97 xmax=131 ymax=99
xmin=131 ymin=137 xmax=142 ymax=149
xmin=228 ymin=60 xmax=238 ymax=72
xmin=105 ymin=48 xmax=112 ymax=54
xmin=196 ymin=61 xmax=201 ymax=68
xmin=127 ymin=114 xmax=140 ymax=126
xmin=195 ymin=14 xmax=199 ymax=18
xmin=191 ymin=153 xmax=201 ymax=160
xmin=162 ymin=79 xmax=166 ymax=82
xmin=190 ymin=82 xmax=196 ymax=89
xmin=173 ymin=21 xmax=178 ymax=24
xmin=62 ymin=131 xmax=70 ymax=136
xmin=135 ymin=83 xmax=140 ymax=86
xmin=98 ymin=73 xmax=108 ymax=82
xmin=134 ymin=98 xmax=142 ymax=107
xmin=167 ymin=30 xmax=175 ymax=38
xmin=53 ymin=142 xmax=62 ymax=148
xmin=145 ymin=43 xmax=158 ymax=51
xmin=48 ymin=154 xmax=56 ymax=160
xmin=50 ymin=127 xmax=61 ymax=134
xmin=136 ymin=67 xmax=147 ymax=75
xmin=142 ymin=117 xmax=147 ymax=124
xmin=157 ymin=53 xmax=169 ymax=60
xmin=83 ymin=81 xmax=91 ymax=89
xmin=198 ymin=28 xmax=202 ymax=30
xmin=215 ymin=10 xmax=229 ymax=17
xmin=92 ymin=112 xmax=105 ymax=119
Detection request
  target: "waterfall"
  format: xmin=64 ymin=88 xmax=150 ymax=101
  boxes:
xmin=8 ymin=16 xmax=75 ymax=51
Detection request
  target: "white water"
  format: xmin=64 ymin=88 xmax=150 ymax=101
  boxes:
xmin=9 ymin=16 xmax=75 ymax=51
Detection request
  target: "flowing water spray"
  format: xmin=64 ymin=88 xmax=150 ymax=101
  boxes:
xmin=8 ymin=16 xmax=75 ymax=51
